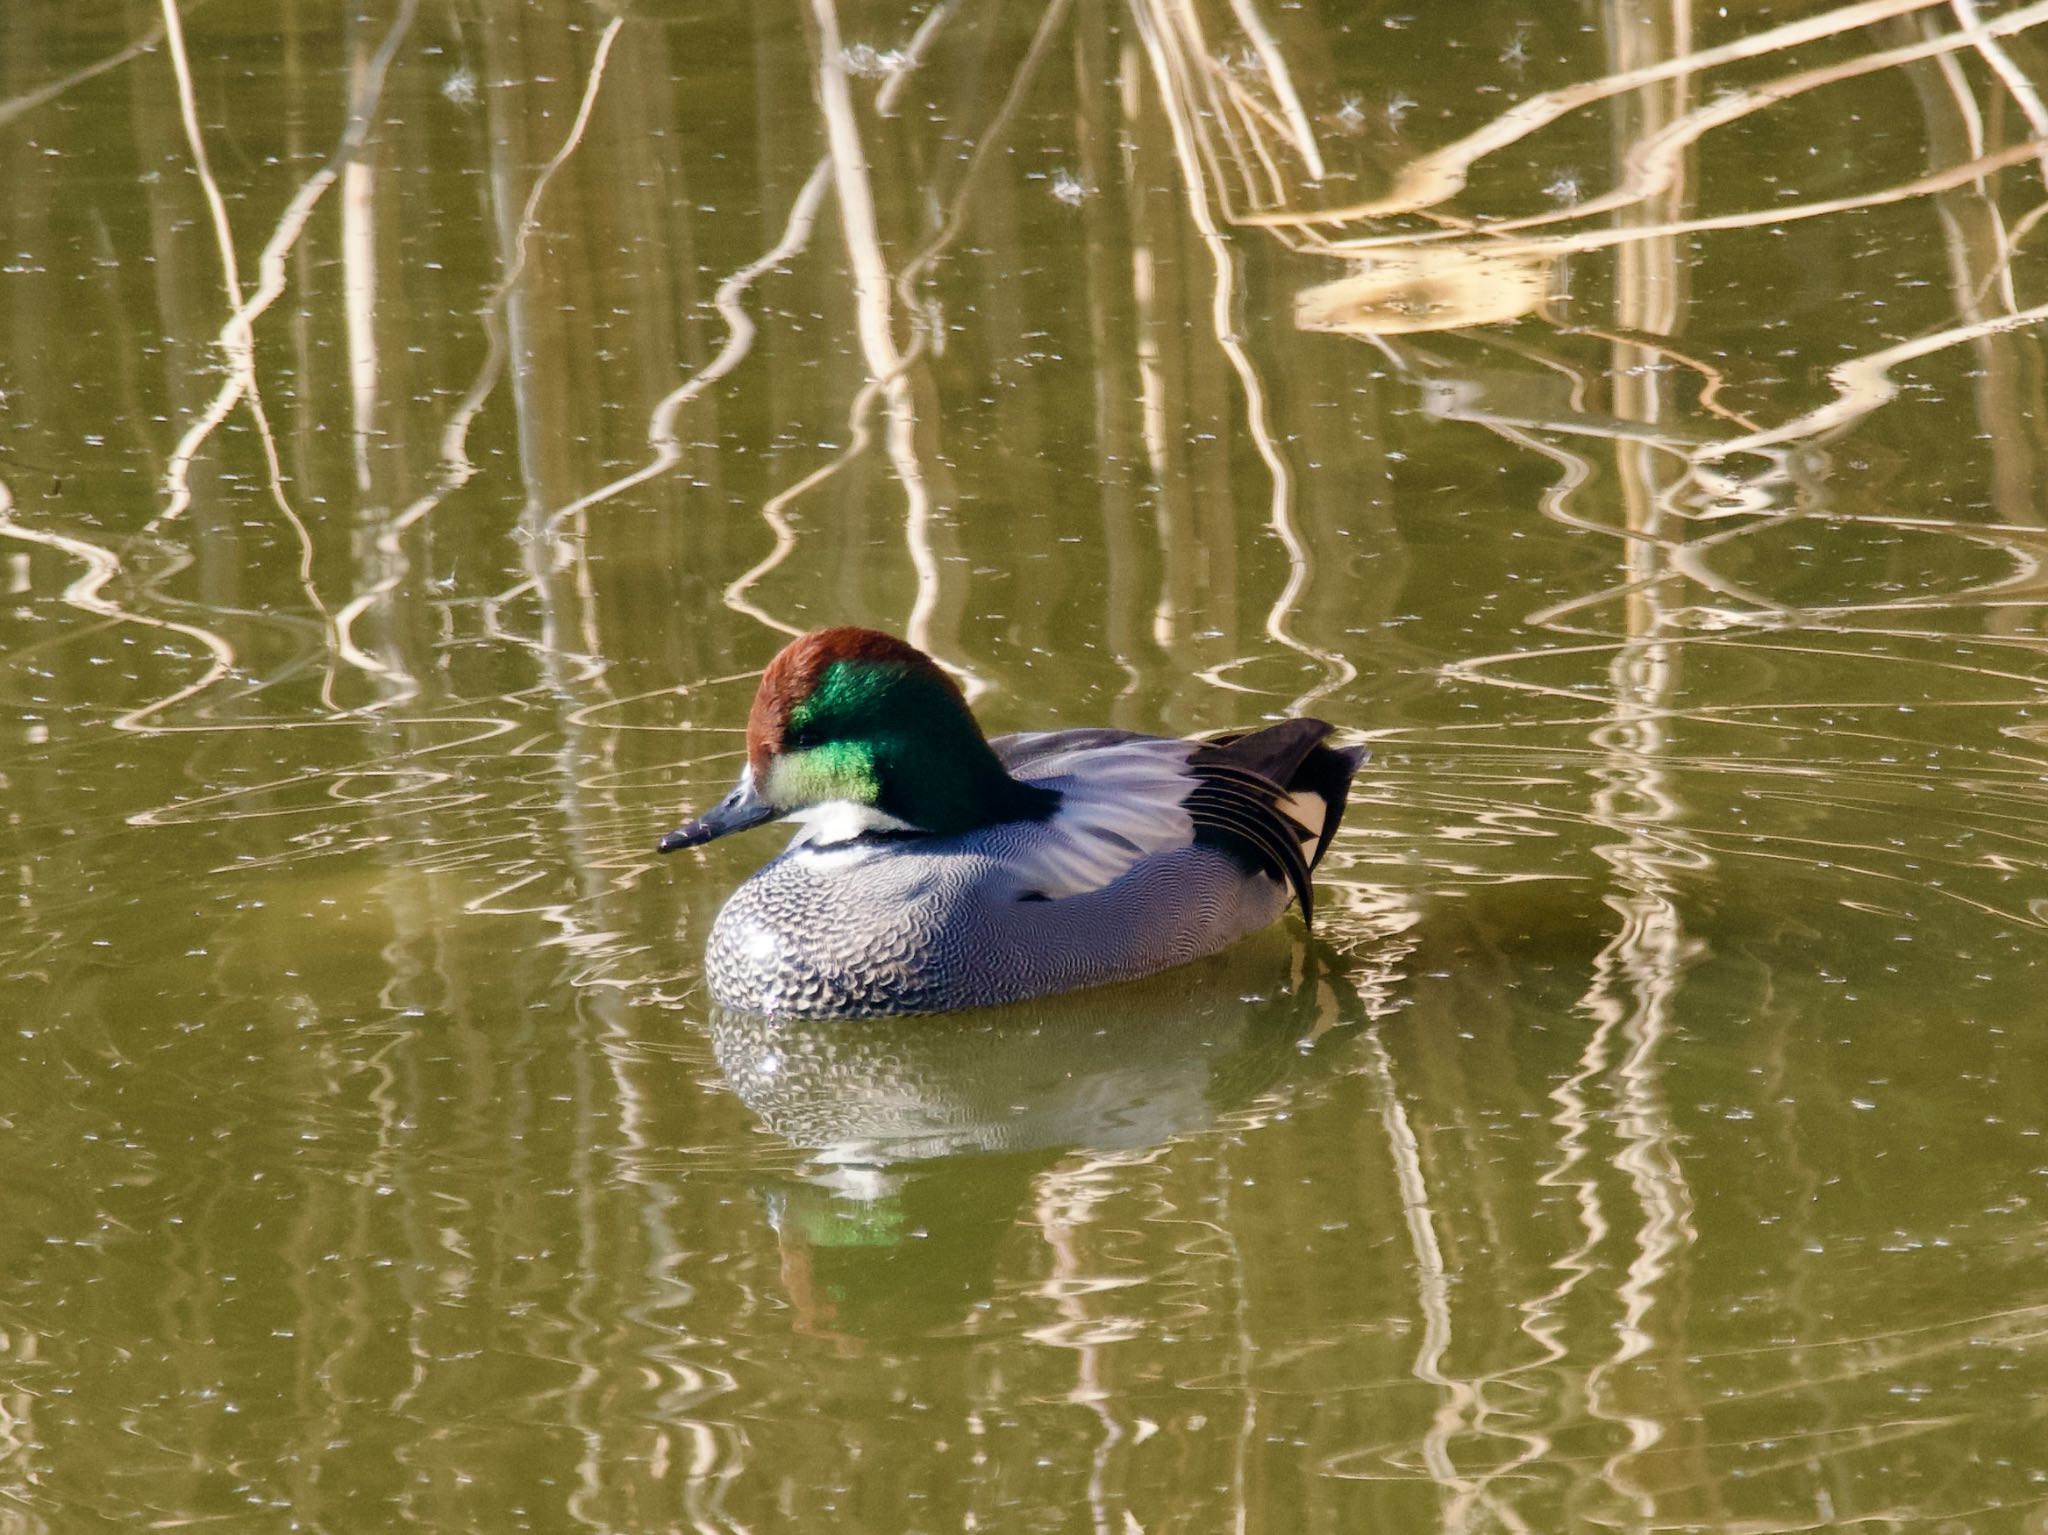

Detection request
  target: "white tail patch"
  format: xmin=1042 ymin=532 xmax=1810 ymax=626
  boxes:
xmin=1278 ymin=789 xmax=1324 ymax=843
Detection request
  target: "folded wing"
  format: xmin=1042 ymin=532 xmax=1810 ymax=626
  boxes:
xmin=990 ymin=723 xmax=1366 ymax=921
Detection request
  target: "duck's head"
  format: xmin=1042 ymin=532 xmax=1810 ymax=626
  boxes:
xmin=659 ymin=627 xmax=1055 ymax=852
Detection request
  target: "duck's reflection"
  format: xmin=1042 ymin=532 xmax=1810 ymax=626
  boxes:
xmin=712 ymin=878 xmax=1635 ymax=1341
xmin=710 ymin=930 xmax=1344 ymax=1339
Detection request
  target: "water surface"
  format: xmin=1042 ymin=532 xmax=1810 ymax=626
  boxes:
xmin=4 ymin=1 xmax=2048 ymax=1529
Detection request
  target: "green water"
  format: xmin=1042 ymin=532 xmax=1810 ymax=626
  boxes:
xmin=5 ymin=0 xmax=2048 ymax=1528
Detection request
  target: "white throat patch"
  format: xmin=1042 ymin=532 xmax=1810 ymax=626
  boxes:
xmin=785 ymin=799 xmax=919 ymax=848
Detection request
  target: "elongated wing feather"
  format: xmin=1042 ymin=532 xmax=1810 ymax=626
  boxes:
xmin=988 ymin=734 xmax=1196 ymax=899
xmin=992 ymin=728 xmax=1157 ymax=774
xmin=1184 ymin=762 xmax=1318 ymax=921
xmin=1186 ymin=721 xmax=1364 ymax=928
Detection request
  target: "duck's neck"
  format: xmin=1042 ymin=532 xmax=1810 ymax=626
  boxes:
xmin=869 ymin=714 xmax=1059 ymax=836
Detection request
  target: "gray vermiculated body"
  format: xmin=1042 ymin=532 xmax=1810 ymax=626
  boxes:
xmin=704 ymin=828 xmax=1288 ymax=1018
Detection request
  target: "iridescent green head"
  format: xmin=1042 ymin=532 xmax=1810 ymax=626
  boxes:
xmin=658 ymin=628 xmax=1055 ymax=851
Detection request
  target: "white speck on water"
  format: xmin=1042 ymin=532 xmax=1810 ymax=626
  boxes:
xmin=841 ymin=43 xmax=909 ymax=79
xmin=1545 ymin=167 xmax=1584 ymax=205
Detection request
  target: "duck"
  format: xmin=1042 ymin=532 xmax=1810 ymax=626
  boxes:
xmin=658 ymin=627 xmax=1366 ymax=1018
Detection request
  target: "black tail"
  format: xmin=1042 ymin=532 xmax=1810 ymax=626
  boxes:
xmin=1299 ymin=739 xmax=1369 ymax=872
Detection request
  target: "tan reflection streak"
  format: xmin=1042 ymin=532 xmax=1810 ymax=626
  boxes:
xmin=874 ymin=0 xmax=960 ymax=117
xmin=162 ymin=0 xmax=412 ymax=588
xmin=0 ymin=1325 xmax=38 ymax=1522
xmin=1950 ymin=0 xmax=2048 ymax=185
xmin=539 ymin=160 xmax=832 ymax=542
xmin=478 ymin=14 xmax=632 ymax=689
xmin=1155 ymin=2 xmax=1286 ymax=217
xmin=355 ymin=15 xmax=625 ymax=701
xmin=1376 ymin=354 xmax=1630 ymax=1522
xmin=1030 ymin=1165 xmax=1132 ymax=1535
xmin=812 ymin=0 xmax=950 ymax=677
xmin=1993 ymin=196 xmax=2048 ymax=293
xmin=0 ymin=6 xmax=183 ymax=129
xmin=1581 ymin=661 xmax=1707 ymax=1517
xmin=1112 ymin=36 xmax=1178 ymax=656
xmin=1526 ymin=988 xmax=1616 ymax=1419
xmin=141 ymin=0 xmax=417 ymax=721
xmin=1555 ymin=16 xmax=1710 ymax=1495
xmin=1217 ymin=67 xmax=1296 ymax=206
xmin=342 ymin=161 xmax=378 ymax=494
xmin=1453 ymin=632 xmax=2048 ymax=707
xmin=1321 ymin=135 xmax=2046 ymax=261
xmin=722 ymin=388 xmax=876 ymax=640
xmin=1391 ymin=346 xmax=1784 ymax=626
xmin=157 ymin=0 xmax=236 ymax=305
xmin=0 ymin=475 xmax=234 ymax=731
xmin=1923 ymin=26 xmax=2024 ymax=322
xmin=1576 ymin=22 xmax=1709 ymax=1508
xmin=542 ymin=0 xmax=957 ymax=541
xmin=1133 ymin=0 xmax=1356 ymax=708
xmin=1914 ymin=30 xmax=2048 ymax=554
xmin=1149 ymin=1 xmax=1255 ymax=216
xmin=1583 ymin=872 xmax=1704 ymax=1505
xmin=1240 ymin=0 xmax=1945 ymax=226
xmin=1696 ymin=298 xmax=2048 ymax=465
xmin=733 ymin=0 xmax=1066 ymax=688
xmin=157 ymin=0 xmax=247 ymax=523
xmin=1225 ymin=0 xmax=1325 ymax=180
xmin=1548 ymin=325 xmax=1764 ymax=434
xmin=823 ymin=0 xmax=1075 ymax=695
xmin=1356 ymin=1029 xmax=1541 ymax=1533
xmin=1211 ymin=50 xmax=1292 ymax=213
xmin=1317 ymin=0 xmax=2048 ymax=257
xmin=472 ymin=16 xmax=632 ymax=682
